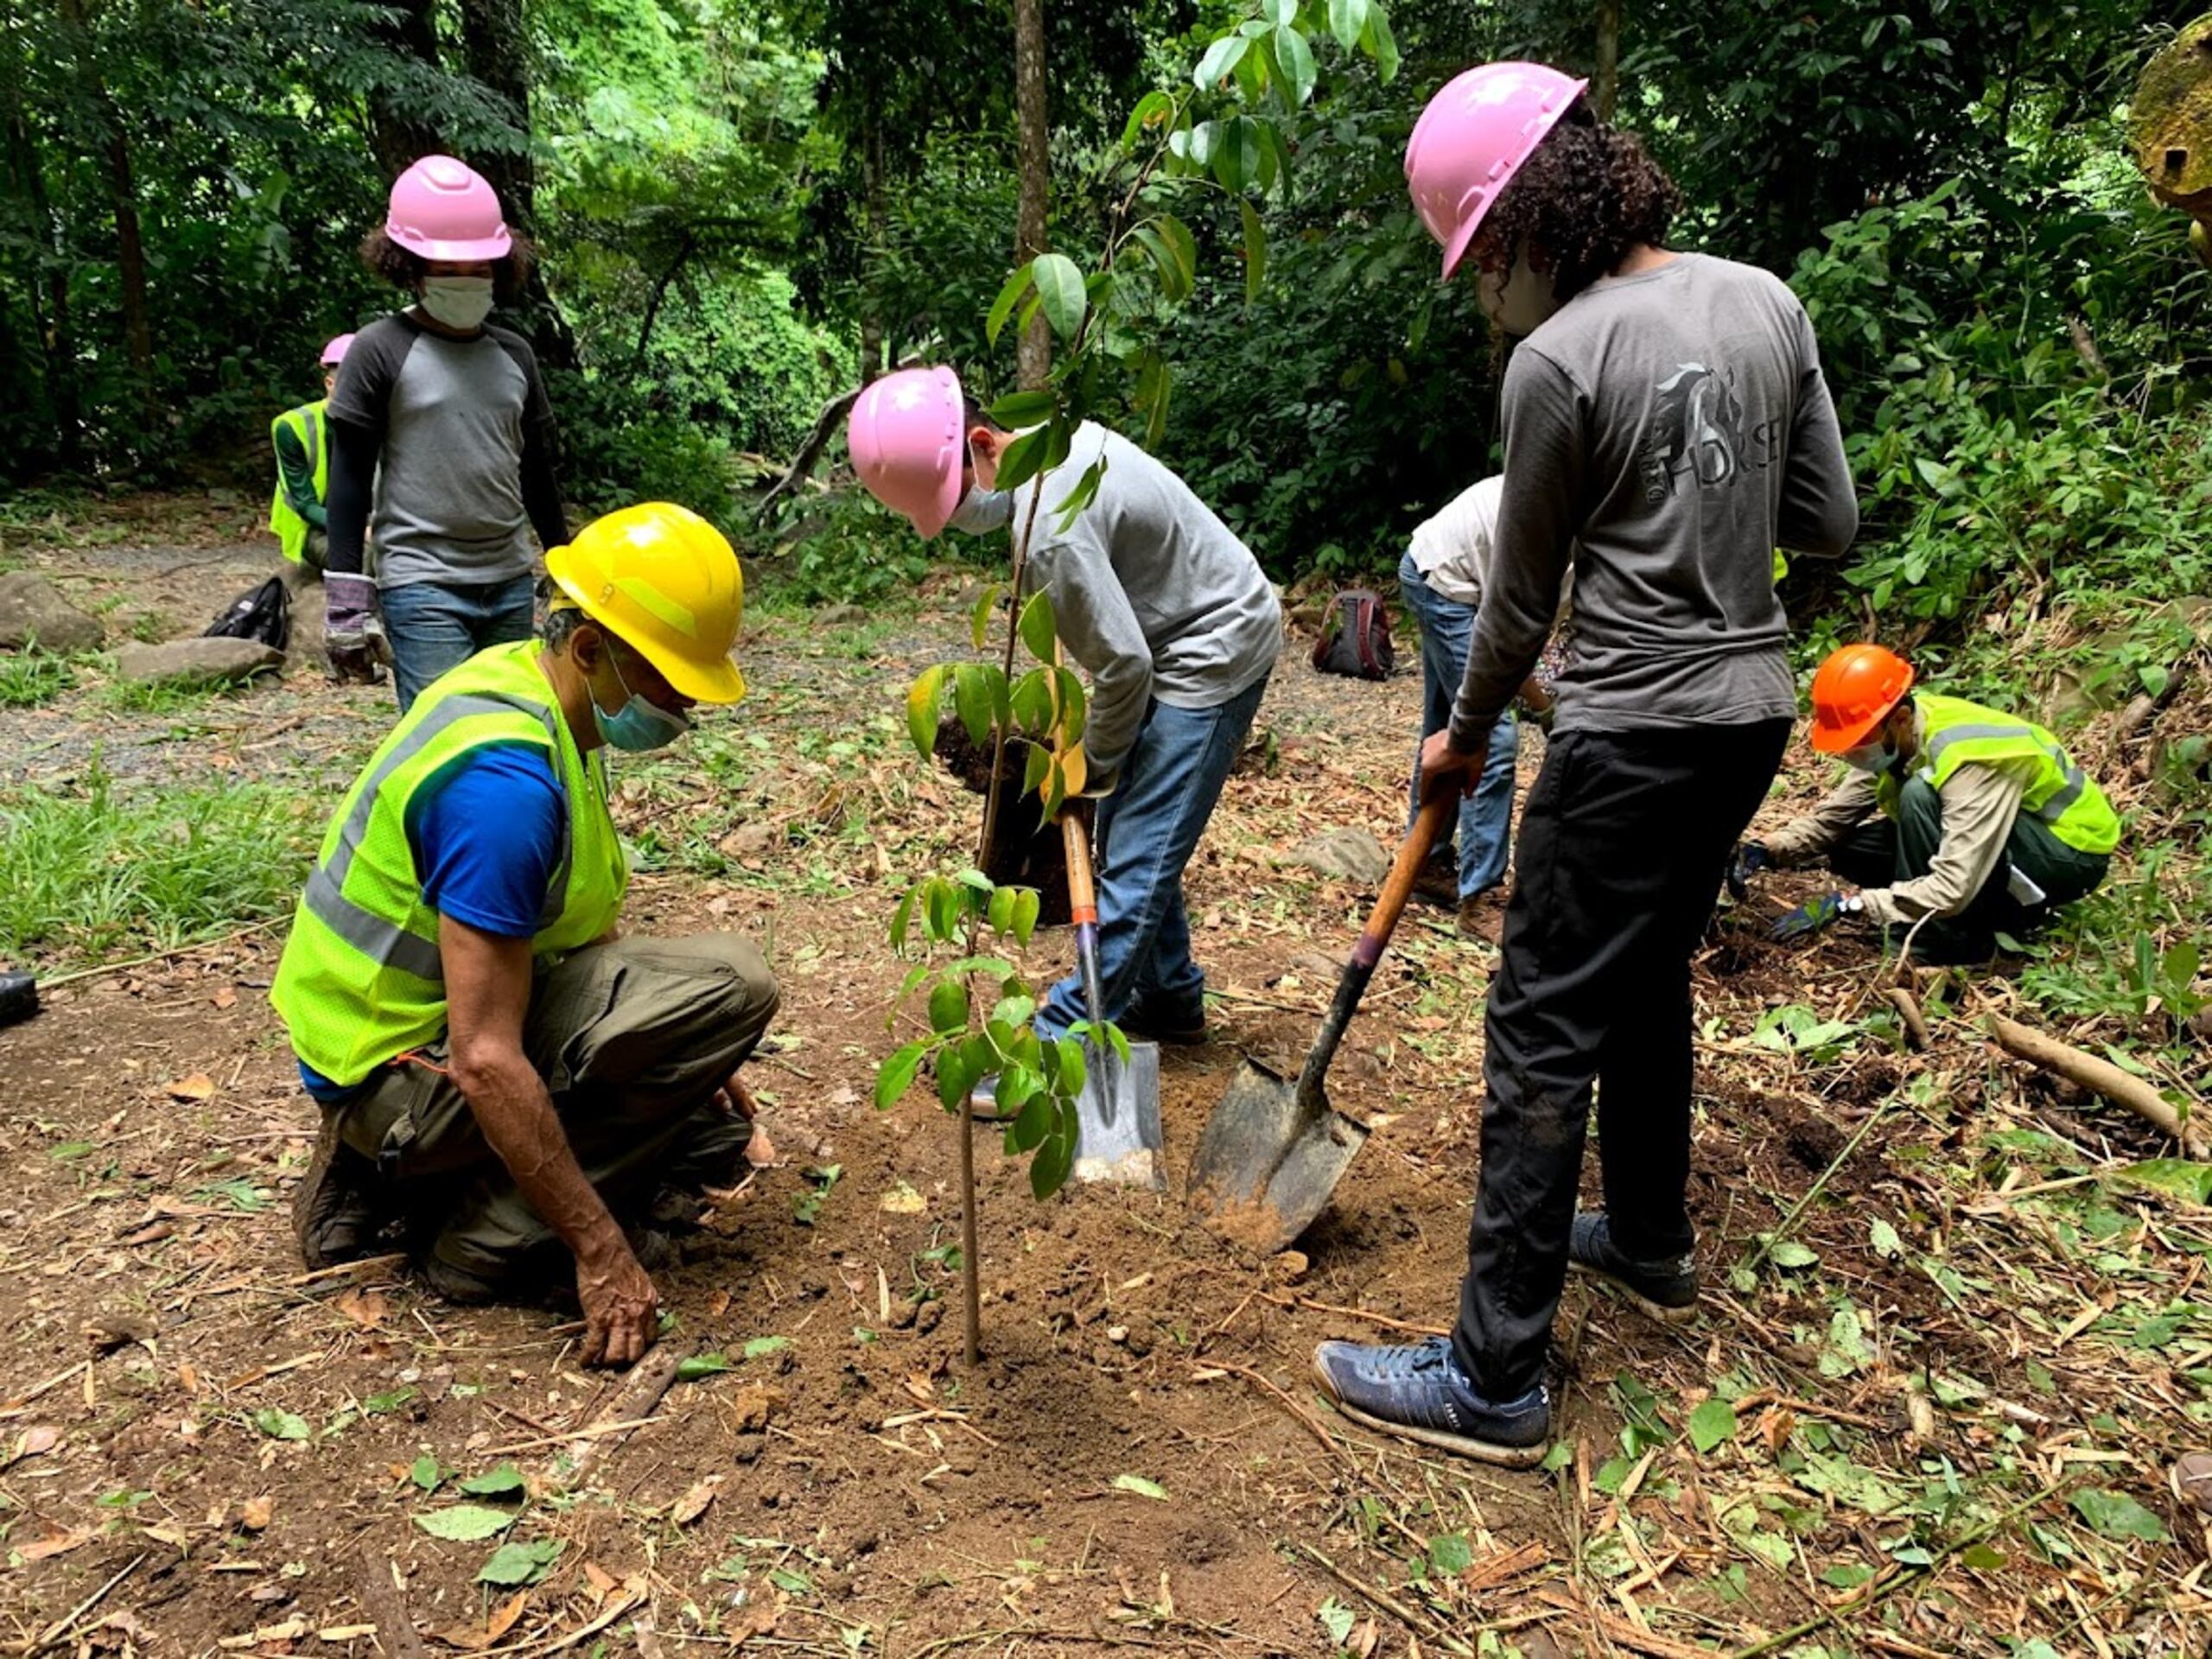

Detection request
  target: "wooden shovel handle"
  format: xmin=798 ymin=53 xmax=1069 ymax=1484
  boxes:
xmin=1294 ymin=795 xmax=1458 ymax=1103
xmin=1060 ymin=811 xmax=1097 ymax=927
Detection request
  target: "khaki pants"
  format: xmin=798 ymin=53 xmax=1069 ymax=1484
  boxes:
xmin=334 ymin=933 xmax=779 ymax=1290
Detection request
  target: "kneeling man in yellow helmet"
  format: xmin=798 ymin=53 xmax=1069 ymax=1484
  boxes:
xmin=271 ymin=503 xmax=777 ymax=1367
xmin=1734 ymin=643 xmax=2120 ymax=964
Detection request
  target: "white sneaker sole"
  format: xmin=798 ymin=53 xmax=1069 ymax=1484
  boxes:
xmin=1569 ymin=1258 xmax=1699 ymax=1326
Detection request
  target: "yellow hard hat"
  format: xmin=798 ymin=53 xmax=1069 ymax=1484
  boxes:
xmin=544 ymin=502 xmax=747 ymax=704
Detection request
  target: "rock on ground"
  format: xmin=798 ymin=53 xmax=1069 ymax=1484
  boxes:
xmin=114 ymin=637 xmax=284 ymax=688
xmin=0 ymin=572 xmax=103 ymax=652
xmin=1287 ymin=826 xmax=1390 ymax=884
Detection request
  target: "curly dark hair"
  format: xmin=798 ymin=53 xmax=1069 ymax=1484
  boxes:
xmin=359 ymin=224 xmax=537 ymax=306
xmin=1467 ymin=100 xmax=1682 ymax=304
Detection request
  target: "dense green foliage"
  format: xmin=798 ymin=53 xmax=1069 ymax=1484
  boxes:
xmin=2 ymin=0 xmax=2207 ymax=685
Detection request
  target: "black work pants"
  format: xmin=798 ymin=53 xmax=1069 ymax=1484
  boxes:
xmin=1452 ymin=720 xmax=1790 ymax=1401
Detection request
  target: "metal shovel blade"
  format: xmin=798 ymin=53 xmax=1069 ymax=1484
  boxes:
xmin=1071 ymin=1036 xmax=1165 ymax=1190
xmin=1186 ymin=1057 xmax=1369 ymax=1253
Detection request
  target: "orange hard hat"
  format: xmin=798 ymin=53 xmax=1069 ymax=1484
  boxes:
xmin=1808 ymin=644 xmax=1914 ymax=753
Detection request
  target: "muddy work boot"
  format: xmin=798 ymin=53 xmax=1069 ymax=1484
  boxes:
xmin=1569 ymin=1212 xmax=1697 ymax=1325
xmin=292 ymin=1115 xmax=387 ymax=1269
xmin=1411 ymin=849 xmax=1460 ymax=911
xmin=1312 ymin=1338 xmax=1550 ymax=1467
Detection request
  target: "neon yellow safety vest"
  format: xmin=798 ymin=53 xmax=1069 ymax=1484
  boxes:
xmin=270 ymin=641 xmax=630 ymax=1086
xmin=1874 ymin=691 xmax=2120 ymax=857
xmin=268 ymin=400 xmax=328 ymax=564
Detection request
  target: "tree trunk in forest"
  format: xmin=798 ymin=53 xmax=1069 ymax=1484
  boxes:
xmin=366 ymin=0 xmax=446 ymax=180
xmin=1013 ymin=0 xmax=1051 ymax=391
xmin=54 ymin=0 xmax=155 ymax=436
xmin=457 ymin=0 xmax=577 ymax=370
xmin=858 ymin=106 xmax=886 ymax=385
xmin=2 ymin=92 xmax=80 ymax=469
xmin=1594 ymin=0 xmax=1621 ymax=122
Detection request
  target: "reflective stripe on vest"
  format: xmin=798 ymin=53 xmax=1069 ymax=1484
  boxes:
xmin=267 ymin=401 xmax=328 ymax=564
xmin=298 ymin=689 xmax=576 ymax=982
xmin=270 ymin=643 xmax=626 ymax=1085
xmin=1878 ymin=692 xmax=2120 ymax=856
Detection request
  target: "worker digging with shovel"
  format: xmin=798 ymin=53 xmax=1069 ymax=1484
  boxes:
xmin=846 ymin=367 xmax=1282 ymax=1185
xmin=1309 ymin=62 xmax=1860 ymax=1465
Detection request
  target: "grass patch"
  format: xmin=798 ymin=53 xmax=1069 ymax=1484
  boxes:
xmin=101 ymin=674 xmax=258 ymax=715
xmin=0 ymin=762 xmax=319 ymax=966
xmin=0 ymin=650 xmax=78 ymax=709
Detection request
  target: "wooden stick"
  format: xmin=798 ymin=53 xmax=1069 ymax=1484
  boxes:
xmin=353 ymin=1545 xmax=429 ymax=1659
xmin=1297 ymin=1544 xmax=1474 ymax=1658
xmin=1986 ymin=1014 xmax=2207 ymax=1157
xmin=552 ymin=1343 xmax=690 ymax=1484
xmin=1883 ymin=988 xmax=1930 ymax=1052
xmin=26 ymin=1550 xmax=146 ymax=1655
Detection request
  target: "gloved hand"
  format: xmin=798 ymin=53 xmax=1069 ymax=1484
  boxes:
xmin=1726 ymin=841 xmax=1771 ymax=901
xmin=325 ymin=572 xmax=382 ymax=684
xmin=1770 ymin=889 xmax=1865 ymax=944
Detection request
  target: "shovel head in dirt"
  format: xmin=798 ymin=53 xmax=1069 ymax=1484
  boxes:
xmin=1188 ymin=1058 xmax=1367 ymax=1253
xmin=1189 ymin=795 xmax=1455 ymax=1250
xmin=1072 ymin=1034 xmax=1164 ymax=1189
xmin=1060 ymin=811 xmax=1166 ymax=1188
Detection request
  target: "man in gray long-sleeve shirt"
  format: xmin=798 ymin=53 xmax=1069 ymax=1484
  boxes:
xmin=846 ymin=370 xmax=1281 ymax=1048
xmin=969 ymin=417 xmax=1281 ymax=1046
xmin=1314 ymin=80 xmax=1859 ymax=1467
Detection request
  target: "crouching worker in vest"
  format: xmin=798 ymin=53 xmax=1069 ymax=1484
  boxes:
xmin=269 ymin=334 xmax=355 ymax=577
xmin=1742 ymin=644 xmax=2119 ymax=964
xmin=271 ymin=502 xmax=779 ymax=1367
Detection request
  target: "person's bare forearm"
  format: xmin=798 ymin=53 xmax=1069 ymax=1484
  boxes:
xmin=449 ymin=1041 xmax=624 ymax=1260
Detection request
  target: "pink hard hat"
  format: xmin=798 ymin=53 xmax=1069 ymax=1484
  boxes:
xmin=385 ymin=156 xmax=512 ymax=262
xmin=846 ymin=366 xmax=967 ymax=540
xmin=1405 ymin=63 xmax=1589 ymax=279
xmin=319 ymin=333 xmax=356 ymax=367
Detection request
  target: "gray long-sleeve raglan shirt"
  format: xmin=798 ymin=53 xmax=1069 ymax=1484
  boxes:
xmin=1016 ymin=423 xmax=1281 ymax=785
xmin=1448 ymin=253 xmax=1859 ymax=753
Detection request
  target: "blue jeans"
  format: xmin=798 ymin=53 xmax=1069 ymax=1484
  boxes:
xmin=381 ymin=575 xmax=537 ymax=714
xmin=1036 ymin=675 xmax=1268 ymax=1041
xmin=1399 ymin=550 xmax=1518 ymax=899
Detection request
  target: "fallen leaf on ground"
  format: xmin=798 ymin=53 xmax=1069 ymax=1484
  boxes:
xmin=582 ymin=1560 xmax=619 ymax=1598
xmin=335 ymin=1289 xmax=387 ymax=1329
xmin=671 ymin=1476 xmax=721 ymax=1526
xmin=213 ymin=986 xmax=238 ymax=1010
xmin=166 ymin=1073 xmax=217 ymax=1102
xmin=240 ymin=1496 xmax=274 ymax=1531
xmin=5 ymin=1424 xmax=61 ymax=1464
xmin=880 ymin=1182 xmax=927 ymax=1215
xmin=216 ymin=1618 xmax=306 ymax=1649
xmin=16 ymin=1529 xmax=93 ymax=1561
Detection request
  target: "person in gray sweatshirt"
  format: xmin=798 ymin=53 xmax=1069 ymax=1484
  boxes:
xmin=1314 ymin=67 xmax=1859 ymax=1465
xmin=957 ymin=414 xmax=1281 ymax=1049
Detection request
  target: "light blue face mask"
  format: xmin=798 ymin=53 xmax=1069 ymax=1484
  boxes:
xmin=947 ymin=483 xmax=1014 ymax=536
xmin=592 ymin=647 xmax=691 ymax=752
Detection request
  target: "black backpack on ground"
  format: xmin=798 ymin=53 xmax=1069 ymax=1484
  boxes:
xmin=1311 ymin=588 xmax=1395 ymax=680
xmin=204 ymin=575 xmax=291 ymax=652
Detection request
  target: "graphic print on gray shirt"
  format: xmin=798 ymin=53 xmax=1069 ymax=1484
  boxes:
xmin=326 ymin=315 xmax=557 ymax=589
xmin=1016 ymin=423 xmax=1282 ymax=784
xmin=1449 ymin=252 xmax=1859 ymax=751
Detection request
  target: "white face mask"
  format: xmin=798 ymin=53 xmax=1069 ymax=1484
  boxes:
xmin=1840 ymin=739 xmax=1897 ymax=775
xmin=421 ymin=276 xmax=494 ymax=331
xmin=1478 ymin=251 xmax=1562 ymax=337
xmin=947 ymin=483 xmax=1014 ymax=536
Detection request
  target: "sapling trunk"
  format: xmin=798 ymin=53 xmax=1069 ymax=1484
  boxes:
xmin=954 ymin=475 xmax=1051 ymax=1367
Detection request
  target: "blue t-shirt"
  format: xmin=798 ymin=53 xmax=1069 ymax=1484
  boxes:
xmin=298 ymin=745 xmax=563 ymax=1103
